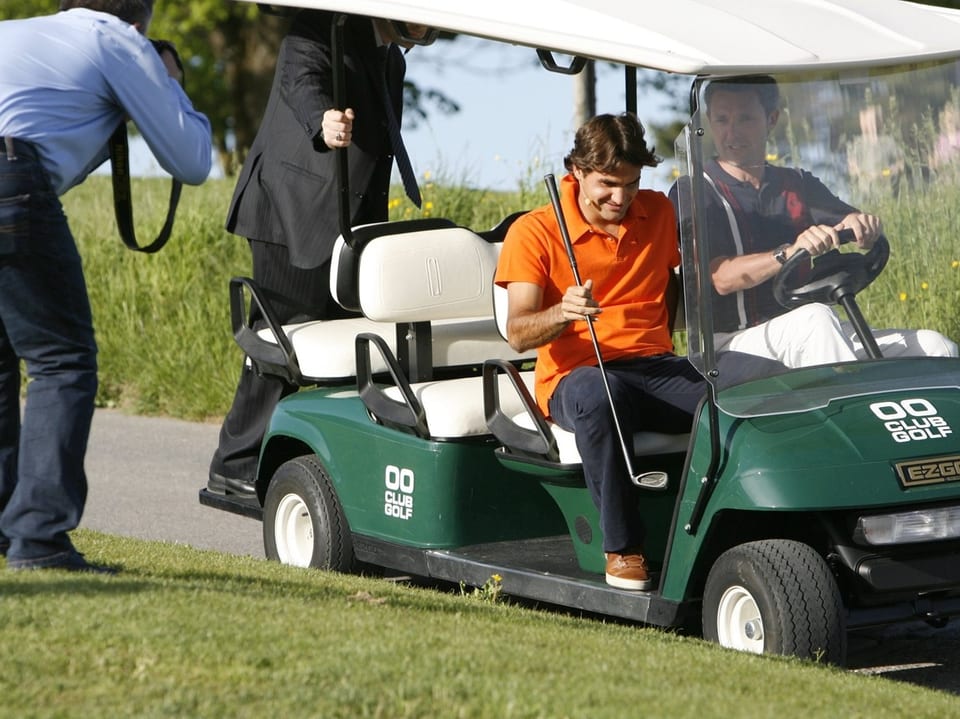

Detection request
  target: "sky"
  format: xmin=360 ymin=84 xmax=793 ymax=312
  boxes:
xmin=120 ymin=35 xmax=686 ymax=195
xmin=400 ymin=35 xmax=683 ymax=193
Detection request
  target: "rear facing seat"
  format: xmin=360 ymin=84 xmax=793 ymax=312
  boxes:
xmin=233 ymin=217 xmax=536 ymax=439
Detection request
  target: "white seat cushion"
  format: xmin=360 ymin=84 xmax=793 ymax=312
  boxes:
xmin=384 ymin=367 xmax=691 ymax=451
xmin=513 ymin=413 xmax=690 ymax=464
xmin=508 ymin=371 xmax=690 ymax=463
xmin=258 ymin=317 xmax=535 ymax=383
xmin=383 ymin=373 xmax=531 ymax=439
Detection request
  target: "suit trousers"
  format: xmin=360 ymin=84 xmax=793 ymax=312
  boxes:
xmin=548 ymin=354 xmax=704 ymax=554
xmin=210 ymin=240 xmax=359 ymax=481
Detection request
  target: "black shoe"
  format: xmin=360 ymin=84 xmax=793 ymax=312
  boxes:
xmin=208 ymin=471 xmax=256 ymax=498
xmin=7 ymin=549 xmax=118 ymax=574
xmin=0 ymin=537 xmax=9 ymax=557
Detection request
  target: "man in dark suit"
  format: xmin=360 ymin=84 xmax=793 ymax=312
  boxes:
xmin=209 ymin=10 xmax=434 ymax=497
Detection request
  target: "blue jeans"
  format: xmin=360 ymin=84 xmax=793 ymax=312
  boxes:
xmin=0 ymin=139 xmax=98 ymax=561
xmin=548 ymin=354 xmax=704 ymax=553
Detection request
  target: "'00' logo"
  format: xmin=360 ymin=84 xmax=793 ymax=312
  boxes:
xmin=869 ymin=398 xmax=953 ymax=444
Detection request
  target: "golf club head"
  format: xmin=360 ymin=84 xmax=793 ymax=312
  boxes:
xmin=632 ymin=471 xmax=669 ymax=491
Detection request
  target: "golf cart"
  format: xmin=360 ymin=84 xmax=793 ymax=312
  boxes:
xmin=202 ymin=0 xmax=960 ymax=665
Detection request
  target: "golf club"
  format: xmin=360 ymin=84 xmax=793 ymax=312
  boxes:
xmin=543 ymin=173 xmax=668 ymax=491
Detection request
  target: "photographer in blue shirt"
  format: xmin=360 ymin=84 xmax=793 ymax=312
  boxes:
xmin=0 ymin=0 xmax=212 ymax=573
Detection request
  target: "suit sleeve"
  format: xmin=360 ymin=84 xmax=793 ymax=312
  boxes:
xmin=279 ymin=14 xmax=336 ymax=151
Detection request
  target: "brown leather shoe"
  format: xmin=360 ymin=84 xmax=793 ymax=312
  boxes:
xmin=605 ymin=549 xmax=655 ymax=591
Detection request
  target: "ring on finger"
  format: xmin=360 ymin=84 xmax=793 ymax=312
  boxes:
xmin=336 ymin=131 xmax=343 ymax=142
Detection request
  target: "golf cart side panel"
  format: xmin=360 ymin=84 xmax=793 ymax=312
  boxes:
xmin=532 ymin=453 xmax=687 ymax=576
xmin=262 ymin=389 xmax=567 ymax=549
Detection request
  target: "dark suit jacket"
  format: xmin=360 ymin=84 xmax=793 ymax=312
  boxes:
xmin=226 ymin=11 xmax=403 ymax=269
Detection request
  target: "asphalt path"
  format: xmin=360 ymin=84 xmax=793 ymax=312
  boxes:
xmin=80 ymin=408 xmax=960 ymax=694
xmin=81 ymin=408 xmax=263 ymax=559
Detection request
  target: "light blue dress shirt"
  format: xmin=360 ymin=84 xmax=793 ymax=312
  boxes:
xmin=0 ymin=8 xmax=212 ymax=196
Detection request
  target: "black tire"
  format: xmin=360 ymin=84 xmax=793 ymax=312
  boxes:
xmin=263 ymin=455 xmax=356 ymax=572
xmin=702 ymin=539 xmax=846 ymax=664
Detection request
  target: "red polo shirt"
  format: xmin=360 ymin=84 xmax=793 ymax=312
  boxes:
xmin=495 ymin=173 xmax=680 ymax=415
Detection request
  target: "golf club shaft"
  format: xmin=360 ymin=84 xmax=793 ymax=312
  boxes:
xmin=544 ymin=173 xmax=639 ymax=481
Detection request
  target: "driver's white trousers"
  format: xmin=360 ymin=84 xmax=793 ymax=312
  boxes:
xmin=715 ymin=303 xmax=958 ymax=368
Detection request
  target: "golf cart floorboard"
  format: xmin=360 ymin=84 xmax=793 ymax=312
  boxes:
xmin=354 ymin=533 xmax=686 ymax=627
xmin=197 ymin=488 xmax=263 ymax=520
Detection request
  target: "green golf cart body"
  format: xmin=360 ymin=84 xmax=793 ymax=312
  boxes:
xmin=202 ymin=0 xmax=960 ymax=664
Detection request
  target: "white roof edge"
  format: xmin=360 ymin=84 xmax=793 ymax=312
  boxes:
xmin=235 ymin=0 xmax=960 ymax=75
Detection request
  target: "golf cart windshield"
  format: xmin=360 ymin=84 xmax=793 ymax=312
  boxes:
xmin=675 ymin=59 xmax=960 ymax=418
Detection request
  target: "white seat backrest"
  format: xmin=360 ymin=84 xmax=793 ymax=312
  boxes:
xmin=493 ymin=283 xmax=509 ymax=342
xmin=329 ymin=233 xmax=351 ymax=310
xmin=358 ymin=227 xmax=500 ymax=323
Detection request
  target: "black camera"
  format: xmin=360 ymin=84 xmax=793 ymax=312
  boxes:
xmin=150 ymin=39 xmax=184 ymax=82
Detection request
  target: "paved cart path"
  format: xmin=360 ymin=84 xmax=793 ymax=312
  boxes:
xmin=79 ymin=408 xmax=960 ymax=693
xmin=81 ymin=408 xmax=262 ymax=559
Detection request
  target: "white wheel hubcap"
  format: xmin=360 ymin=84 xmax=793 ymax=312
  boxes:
xmin=274 ymin=493 xmax=314 ymax=567
xmin=716 ymin=585 xmax=765 ymax=653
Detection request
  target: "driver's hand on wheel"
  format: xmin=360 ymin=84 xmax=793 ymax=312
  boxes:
xmin=793 ymin=224 xmax=842 ymax=258
xmin=837 ymin=212 xmax=882 ymax=249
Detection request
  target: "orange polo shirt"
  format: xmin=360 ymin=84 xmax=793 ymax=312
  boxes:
xmin=495 ymin=173 xmax=680 ymax=416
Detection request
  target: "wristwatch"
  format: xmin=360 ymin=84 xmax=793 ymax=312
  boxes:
xmin=773 ymin=244 xmax=791 ymax=265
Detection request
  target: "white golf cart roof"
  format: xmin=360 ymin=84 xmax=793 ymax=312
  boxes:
xmin=237 ymin=0 xmax=960 ymax=74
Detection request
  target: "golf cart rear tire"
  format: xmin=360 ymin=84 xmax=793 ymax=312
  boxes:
xmin=702 ymin=539 xmax=846 ymax=664
xmin=263 ymin=455 xmax=356 ymax=571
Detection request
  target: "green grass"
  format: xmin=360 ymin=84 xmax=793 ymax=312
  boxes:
xmin=65 ymin=177 xmax=248 ymax=420
xmin=857 ymin=183 xmax=960 ymax=341
xmin=0 ymin=530 xmax=956 ymax=719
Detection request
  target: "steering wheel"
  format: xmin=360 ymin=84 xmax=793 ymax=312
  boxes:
xmin=773 ymin=229 xmax=889 ymax=309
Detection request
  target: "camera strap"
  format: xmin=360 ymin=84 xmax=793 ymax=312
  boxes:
xmin=109 ymin=125 xmax=182 ymax=254
xmin=109 ymin=39 xmax=186 ymax=254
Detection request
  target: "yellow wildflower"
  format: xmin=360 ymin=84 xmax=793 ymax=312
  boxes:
xmin=899 ymin=292 xmax=908 ymax=302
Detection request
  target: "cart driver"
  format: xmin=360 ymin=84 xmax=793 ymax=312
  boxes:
xmin=672 ymin=74 xmax=957 ymax=366
xmin=495 ymin=113 xmax=706 ymax=591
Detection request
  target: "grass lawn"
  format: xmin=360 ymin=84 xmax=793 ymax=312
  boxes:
xmin=1 ymin=531 xmax=958 ymax=719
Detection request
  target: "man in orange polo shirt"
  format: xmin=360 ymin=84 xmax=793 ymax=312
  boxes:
xmin=495 ymin=113 xmax=705 ymax=590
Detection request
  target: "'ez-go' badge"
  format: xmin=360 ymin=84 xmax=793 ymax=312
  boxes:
xmin=869 ymin=398 xmax=953 ymax=444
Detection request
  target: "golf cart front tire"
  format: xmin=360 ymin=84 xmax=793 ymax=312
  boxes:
xmin=263 ymin=455 xmax=355 ymax=571
xmin=702 ymin=539 xmax=846 ymax=664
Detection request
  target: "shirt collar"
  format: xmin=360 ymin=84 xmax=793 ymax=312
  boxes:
xmin=560 ymin=172 xmax=649 ymax=242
